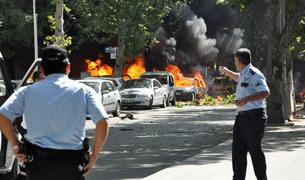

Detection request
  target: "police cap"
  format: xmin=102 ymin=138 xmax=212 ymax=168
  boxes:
xmin=42 ymin=45 xmax=69 ymax=64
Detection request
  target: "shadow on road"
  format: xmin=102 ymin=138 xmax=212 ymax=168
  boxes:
xmin=86 ymin=107 xmax=235 ymax=180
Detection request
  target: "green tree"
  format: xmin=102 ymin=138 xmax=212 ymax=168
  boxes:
xmin=67 ymin=0 xmax=190 ymax=76
xmin=217 ymin=0 xmax=305 ymax=123
xmin=0 ymin=1 xmax=35 ymax=58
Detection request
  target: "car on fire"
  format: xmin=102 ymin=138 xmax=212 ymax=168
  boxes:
xmin=77 ymin=79 xmax=121 ymax=117
xmin=140 ymin=71 xmax=176 ymax=106
xmin=120 ymin=78 xmax=167 ymax=109
xmin=175 ymin=78 xmax=206 ymax=101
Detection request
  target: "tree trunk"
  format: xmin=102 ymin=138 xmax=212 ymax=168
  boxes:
xmin=285 ymin=52 xmax=295 ymax=118
xmin=266 ymin=42 xmax=286 ymax=123
xmin=55 ymin=0 xmax=64 ymax=45
xmin=266 ymin=0 xmax=287 ymax=124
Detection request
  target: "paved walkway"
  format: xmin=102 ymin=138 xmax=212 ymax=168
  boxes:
xmin=143 ymin=119 xmax=305 ymax=180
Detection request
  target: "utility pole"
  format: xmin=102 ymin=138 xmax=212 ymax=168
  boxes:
xmin=55 ymin=0 xmax=64 ymax=46
xmin=33 ymin=0 xmax=38 ymax=60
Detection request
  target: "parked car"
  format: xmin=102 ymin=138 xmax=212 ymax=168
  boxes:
xmin=0 ymin=51 xmax=22 ymax=180
xmin=207 ymin=76 xmax=236 ymax=97
xmin=100 ymin=77 xmax=126 ymax=90
xmin=140 ymin=71 xmax=176 ymax=106
xmin=175 ymin=78 xmax=206 ymax=101
xmin=120 ymin=78 xmax=167 ymax=109
xmin=83 ymin=74 xmax=131 ymax=90
xmin=0 ymin=80 xmax=22 ymax=91
xmin=77 ymin=79 xmax=121 ymax=117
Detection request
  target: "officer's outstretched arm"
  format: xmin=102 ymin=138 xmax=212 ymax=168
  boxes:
xmin=83 ymin=119 xmax=109 ymax=176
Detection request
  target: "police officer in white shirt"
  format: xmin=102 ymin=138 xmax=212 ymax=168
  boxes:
xmin=220 ymin=48 xmax=270 ymax=180
xmin=0 ymin=45 xmax=109 ymax=180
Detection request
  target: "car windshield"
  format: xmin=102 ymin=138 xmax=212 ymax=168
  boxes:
xmin=141 ymin=74 xmax=167 ymax=85
xmin=122 ymin=79 xmax=152 ymax=89
xmin=80 ymin=82 xmax=99 ymax=93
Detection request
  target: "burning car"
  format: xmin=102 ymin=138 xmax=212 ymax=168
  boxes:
xmin=120 ymin=78 xmax=167 ymax=109
xmin=175 ymin=78 xmax=206 ymax=101
xmin=77 ymin=79 xmax=121 ymax=117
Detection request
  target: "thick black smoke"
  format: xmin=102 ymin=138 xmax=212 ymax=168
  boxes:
xmin=175 ymin=6 xmax=219 ymax=66
xmin=146 ymin=1 xmax=244 ymax=74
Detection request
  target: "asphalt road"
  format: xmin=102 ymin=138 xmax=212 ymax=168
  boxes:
xmin=85 ymin=105 xmax=236 ymax=180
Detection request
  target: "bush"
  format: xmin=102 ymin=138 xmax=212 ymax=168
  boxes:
xmin=221 ymin=94 xmax=236 ymax=105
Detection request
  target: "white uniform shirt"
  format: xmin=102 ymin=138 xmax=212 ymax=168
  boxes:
xmin=236 ymin=64 xmax=270 ymax=112
xmin=0 ymin=74 xmax=108 ymax=150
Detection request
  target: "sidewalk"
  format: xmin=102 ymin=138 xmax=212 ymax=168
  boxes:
xmin=143 ymin=119 xmax=305 ymax=180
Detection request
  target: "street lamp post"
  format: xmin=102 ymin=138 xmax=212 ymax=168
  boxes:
xmin=33 ymin=0 xmax=38 ymax=60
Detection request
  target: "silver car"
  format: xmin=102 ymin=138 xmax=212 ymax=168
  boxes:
xmin=77 ymin=79 xmax=121 ymax=117
xmin=120 ymin=78 xmax=167 ymax=109
xmin=140 ymin=71 xmax=176 ymax=106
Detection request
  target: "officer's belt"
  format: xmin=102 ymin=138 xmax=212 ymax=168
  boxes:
xmin=26 ymin=141 xmax=83 ymax=158
xmin=238 ymin=108 xmax=264 ymax=116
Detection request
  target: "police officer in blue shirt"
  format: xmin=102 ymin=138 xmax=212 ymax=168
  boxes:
xmin=0 ymin=45 xmax=109 ymax=180
xmin=220 ymin=48 xmax=270 ymax=180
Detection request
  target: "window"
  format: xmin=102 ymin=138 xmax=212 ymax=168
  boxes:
xmin=105 ymin=82 xmax=115 ymax=91
xmin=111 ymin=80 xmax=118 ymax=87
xmin=153 ymin=80 xmax=162 ymax=88
xmin=0 ymin=71 xmax=7 ymax=96
xmin=101 ymin=82 xmax=108 ymax=92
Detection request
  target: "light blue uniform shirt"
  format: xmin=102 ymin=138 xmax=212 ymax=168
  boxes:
xmin=0 ymin=74 xmax=108 ymax=150
xmin=236 ymin=64 xmax=270 ymax=112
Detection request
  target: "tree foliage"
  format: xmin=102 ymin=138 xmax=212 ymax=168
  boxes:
xmin=217 ymin=0 xmax=305 ymax=60
xmin=66 ymin=0 xmax=190 ymax=58
xmin=0 ymin=1 xmax=35 ymax=57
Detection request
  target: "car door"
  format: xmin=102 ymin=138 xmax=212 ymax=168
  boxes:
xmin=104 ymin=82 xmax=117 ymax=111
xmin=153 ymin=80 xmax=163 ymax=104
xmin=101 ymin=82 xmax=112 ymax=112
xmin=0 ymin=52 xmax=16 ymax=177
xmin=168 ymin=75 xmax=175 ymax=100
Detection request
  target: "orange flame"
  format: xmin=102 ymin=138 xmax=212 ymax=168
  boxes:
xmin=165 ymin=64 xmax=194 ymax=86
xmin=123 ymin=54 xmax=146 ymax=79
xmin=193 ymin=71 xmax=207 ymax=90
xmin=85 ymin=59 xmax=113 ymax=76
xmin=216 ymin=96 xmax=223 ymax=101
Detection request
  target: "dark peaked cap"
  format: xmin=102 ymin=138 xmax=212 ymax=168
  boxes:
xmin=42 ymin=45 xmax=70 ymax=63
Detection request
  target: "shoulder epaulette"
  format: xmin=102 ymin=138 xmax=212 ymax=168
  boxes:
xmin=249 ymin=69 xmax=256 ymax=75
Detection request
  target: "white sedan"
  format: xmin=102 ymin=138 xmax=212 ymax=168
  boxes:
xmin=120 ymin=78 xmax=167 ymax=109
xmin=77 ymin=79 xmax=121 ymax=117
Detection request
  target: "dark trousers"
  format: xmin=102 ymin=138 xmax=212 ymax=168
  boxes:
xmin=25 ymin=154 xmax=85 ymax=180
xmin=232 ymin=109 xmax=267 ymax=180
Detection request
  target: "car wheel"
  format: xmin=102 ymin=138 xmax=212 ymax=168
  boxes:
xmin=161 ymin=96 xmax=167 ymax=108
xmin=166 ymin=97 xmax=170 ymax=106
xmin=112 ymin=102 xmax=121 ymax=117
xmin=0 ymin=158 xmax=19 ymax=180
xmin=148 ymin=97 xmax=153 ymax=109
xmin=170 ymin=96 xmax=176 ymax=106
